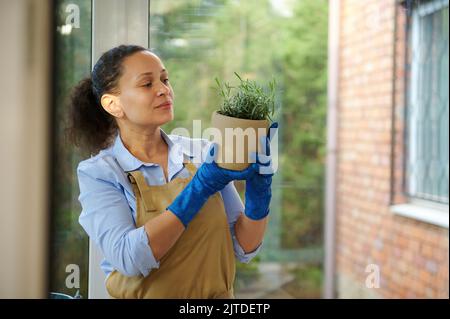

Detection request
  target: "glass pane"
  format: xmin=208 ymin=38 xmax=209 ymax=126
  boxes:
xmin=49 ymin=0 xmax=91 ymax=298
xmin=150 ymin=0 xmax=327 ymax=298
xmin=407 ymin=2 xmax=449 ymax=204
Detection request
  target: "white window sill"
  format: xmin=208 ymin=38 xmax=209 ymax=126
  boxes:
xmin=390 ymin=202 xmax=449 ymax=229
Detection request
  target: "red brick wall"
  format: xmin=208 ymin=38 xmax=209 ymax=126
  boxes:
xmin=335 ymin=0 xmax=449 ymax=298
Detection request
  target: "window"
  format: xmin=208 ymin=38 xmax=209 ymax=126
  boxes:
xmin=406 ymin=0 xmax=449 ymax=205
xmin=49 ymin=0 xmax=328 ymax=299
xmin=49 ymin=0 xmax=92 ymax=298
xmin=150 ymin=0 xmax=328 ymax=298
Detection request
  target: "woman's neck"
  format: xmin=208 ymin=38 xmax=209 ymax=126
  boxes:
xmin=119 ymin=125 xmax=167 ymax=163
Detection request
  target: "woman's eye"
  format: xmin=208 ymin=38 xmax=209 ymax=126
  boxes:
xmin=142 ymin=79 xmax=168 ymax=88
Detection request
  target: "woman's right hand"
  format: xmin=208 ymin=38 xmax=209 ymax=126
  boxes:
xmin=167 ymin=143 xmax=256 ymax=227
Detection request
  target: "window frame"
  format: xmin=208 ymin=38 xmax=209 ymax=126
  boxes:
xmin=391 ymin=0 xmax=449 ymax=228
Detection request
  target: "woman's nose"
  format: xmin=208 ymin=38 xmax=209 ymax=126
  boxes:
xmin=157 ymin=81 xmax=170 ymax=96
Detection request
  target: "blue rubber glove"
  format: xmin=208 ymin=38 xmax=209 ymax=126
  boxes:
xmin=167 ymin=143 xmax=257 ymax=227
xmin=244 ymin=122 xmax=278 ymax=220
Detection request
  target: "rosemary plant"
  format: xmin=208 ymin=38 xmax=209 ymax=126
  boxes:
xmin=214 ymin=72 xmax=276 ymax=121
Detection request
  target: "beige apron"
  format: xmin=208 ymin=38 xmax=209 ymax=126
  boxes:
xmin=106 ymin=160 xmax=236 ymax=299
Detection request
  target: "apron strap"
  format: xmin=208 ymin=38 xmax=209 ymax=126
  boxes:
xmin=126 ymin=172 xmax=140 ymax=194
xmin=127 ymin=171 xmax=156 ymax=213
xmin=127 ymin=161 xmax=197 ymax=196
xmin=127 ymin=171 xmax=147 ymax=190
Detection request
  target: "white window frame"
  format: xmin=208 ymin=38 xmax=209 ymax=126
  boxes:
xmin=391 ymin=200 xmax=449 ymax=228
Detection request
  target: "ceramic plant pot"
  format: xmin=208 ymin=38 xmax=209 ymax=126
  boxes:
xmin=211 ymin=111 xmax=269 ymax=171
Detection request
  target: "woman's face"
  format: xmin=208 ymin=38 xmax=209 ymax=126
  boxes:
xmin=114 ymin=50 xmax=174 ymax=127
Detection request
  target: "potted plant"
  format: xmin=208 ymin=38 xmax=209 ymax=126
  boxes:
xmin=211 ymin=72 xmax=277 ymax=171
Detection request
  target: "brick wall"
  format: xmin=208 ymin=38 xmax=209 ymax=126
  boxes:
xmin=335 ymin=0 xmax=449 ymax=298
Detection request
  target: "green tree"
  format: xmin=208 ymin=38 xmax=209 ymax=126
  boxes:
xmin=279 ymin=0 xmax=328 ymax=248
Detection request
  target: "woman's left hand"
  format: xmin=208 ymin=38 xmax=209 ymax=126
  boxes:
xmin=244 ymin=122 xmax=278 ymax=220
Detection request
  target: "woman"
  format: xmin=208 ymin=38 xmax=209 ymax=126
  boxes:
xmin=69 ymin=44 xmax=277 ymax=299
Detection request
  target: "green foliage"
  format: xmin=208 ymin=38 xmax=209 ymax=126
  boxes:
xmin=215 ymin=72 xmax=276 ymax=121
xmin=51 ymin=0 xmax=91 ymax=298
xmin=283 ymin=264 xmax=323 ymax=298
xmin=234 ymin=255 xmax=261 ymax=290
xmin=279 ymin=0 xmax=328 ymax=248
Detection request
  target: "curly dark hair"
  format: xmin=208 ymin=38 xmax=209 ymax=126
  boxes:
xmin=66 ymin=44 xmax=149 ymax=155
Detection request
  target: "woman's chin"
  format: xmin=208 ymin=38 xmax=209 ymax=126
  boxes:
xmin=155 ymin=112 xmax=174 ymax=126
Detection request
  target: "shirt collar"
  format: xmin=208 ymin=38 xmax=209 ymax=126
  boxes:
xmin=112 ymin=128 xmax=193 ymax=172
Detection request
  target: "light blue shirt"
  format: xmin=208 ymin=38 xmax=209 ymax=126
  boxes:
xmin=77 ymin=129 xmax=262 ymax=278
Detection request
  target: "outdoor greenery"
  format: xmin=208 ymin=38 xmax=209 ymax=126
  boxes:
xmin=283 ymin=263 xmax=323 ymax=298
xmin=51 ymin=0 xmax=91 ymax=298
xmin=215 ymin=72 xmax=276 ymax=120
xmin=51 ymin=0 xmax=328 ymax=298
xmin=279 ymin=0 xmax=328 ymax=249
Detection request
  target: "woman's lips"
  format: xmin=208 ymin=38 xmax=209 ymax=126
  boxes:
xmin=155 ymin=101 xmax=173 ymax=109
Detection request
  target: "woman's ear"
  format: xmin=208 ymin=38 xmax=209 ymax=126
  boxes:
xmin=101 ymin=93 xmax=124 ymax=118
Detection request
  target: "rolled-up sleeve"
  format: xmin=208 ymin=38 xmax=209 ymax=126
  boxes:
xmin=77 ymin=161 xmax=159 ymax=277
xmin=220 ymin=182 xmax=262 ymax=263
